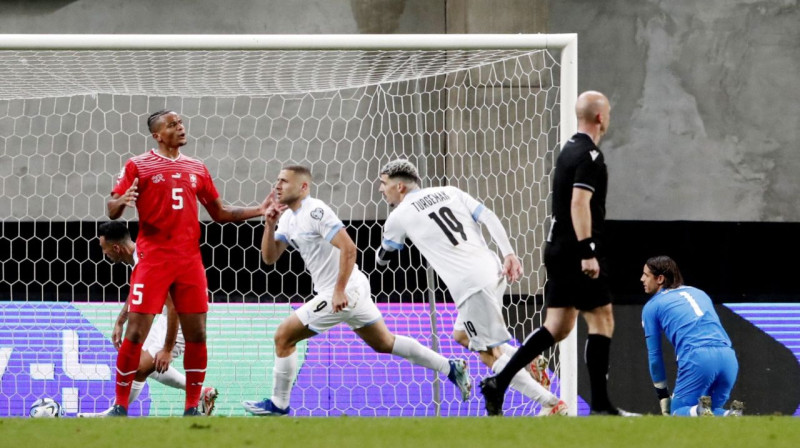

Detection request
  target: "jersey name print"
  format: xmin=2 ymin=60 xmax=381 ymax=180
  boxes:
xmin=382 ymin=186 xmax=502 ymax=306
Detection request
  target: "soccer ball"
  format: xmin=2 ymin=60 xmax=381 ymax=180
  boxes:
xmin=29 ymin=398 xmax=64 ymax=418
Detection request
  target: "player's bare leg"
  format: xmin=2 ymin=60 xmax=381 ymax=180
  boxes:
xmin=243 ymin=313 xmax=314 ymax=416
xmin=454 ymin=329 xmax=564 ymax=415
xmin=355 ymin=319 xmax=471 ymax=400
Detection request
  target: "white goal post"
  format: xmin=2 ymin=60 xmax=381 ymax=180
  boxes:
xmin=0 ymin=34 xmax=578 ymax=417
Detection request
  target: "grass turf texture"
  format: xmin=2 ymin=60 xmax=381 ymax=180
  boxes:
xmin=3 ymin=416 xmax=797 ymax=448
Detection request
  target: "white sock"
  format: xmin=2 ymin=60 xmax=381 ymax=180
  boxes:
xmin=149 ymin=365 xmax=186 ymax=390
xmin=391 ymin=335 xmax=450 ymax=375
xmin=690 ymin=405 xmax=698 ymax=417
xmin=128 ymin=380 xmax=146 ymax=403
xmin=271 ymin=352 xmax=298 ymax=410
xmin=492 ymin=353 xmax=558 ymax=406
xmin=500 ymin=343 xmax=517 ymax=358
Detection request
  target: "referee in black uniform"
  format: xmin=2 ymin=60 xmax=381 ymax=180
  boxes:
xmin=480 ymin=91 xmax=634 ymax=416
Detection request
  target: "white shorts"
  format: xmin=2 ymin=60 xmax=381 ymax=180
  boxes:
xmin=453 ymin=278 xmax=512 ymax=352
xmin=142 ymin=314 xmax=186 ymax=359
xmin=296 ymin=275 xmax=382 ymax=333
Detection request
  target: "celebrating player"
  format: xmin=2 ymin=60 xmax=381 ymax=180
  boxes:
xmin=106 ymin=110 xmax=269 ymax=416
xmin=242 ymin=165 xmax=471 ymax=416
xmin=376 ymin=159 xmax=567 ymax=416
xmin=641 ymin=255 xmax=743 ymax=416
xmin=78 ymin=221 xmax=218 ymax=417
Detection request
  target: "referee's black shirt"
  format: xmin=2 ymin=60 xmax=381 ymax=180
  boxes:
xmin=548 ymin=132 xmax=608 ymax=252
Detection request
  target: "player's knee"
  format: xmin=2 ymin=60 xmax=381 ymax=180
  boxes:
xmin=478 ymin=350 xmax=498 ymax=368
xmin=369 ymin=337 xmax=395 ymax=354
xmin=546 ymin=322 xmax=574 ymax=342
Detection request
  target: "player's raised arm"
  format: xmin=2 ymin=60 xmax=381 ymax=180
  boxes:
xmin=204 ymin=194 xmax=269 ymax=223
xmin=260 ymin=191 xmax=289 ymax=265
xmin=107 ymin=178 xmax=139 ymax=220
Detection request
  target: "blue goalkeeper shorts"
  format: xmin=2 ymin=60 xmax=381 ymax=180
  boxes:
xmin=671 ymin=346 xmax=738 ymax=415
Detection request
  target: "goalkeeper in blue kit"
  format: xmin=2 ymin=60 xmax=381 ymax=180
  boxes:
xmin=640 ymin=256 xmax=743 ymax=416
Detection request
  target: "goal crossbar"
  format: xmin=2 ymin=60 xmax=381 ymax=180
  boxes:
xmin=0 ymin=33 xmax=579 ymax=416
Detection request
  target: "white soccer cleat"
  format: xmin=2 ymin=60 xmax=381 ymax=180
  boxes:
xmin=447 ymin=359 xmax=472 ymax=401
xmin=77 ymin=406 xmax=113 ymax=418
xmin=697 ymin=396 xmax=714 ymax=417
xmin=199 ymin=387 xmax=219 ymax=416
xmin=538 ymin=399 xmax=568 ymax=416
xmin=725 ymin=400 xmax=744 ymax=417
xmin=530 ymin=355 xmax=551 ymax=390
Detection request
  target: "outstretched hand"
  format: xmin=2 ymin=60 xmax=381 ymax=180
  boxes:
xmin=154 ymin=349 xmax=173 ymax=374
xmin=121 ymin=178 xmax=138 ymax=208
xmin=502 ymin=254 xmax=523 ymax=282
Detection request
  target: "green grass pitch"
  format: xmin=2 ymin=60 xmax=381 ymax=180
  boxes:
xmin=4 ymin=416 xmax=798 ymax=448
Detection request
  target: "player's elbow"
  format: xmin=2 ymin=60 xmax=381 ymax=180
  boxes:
xmin=261 ymin=252 xmax=277 ymax=265
xmin=106 ymin=201 xmax=121 ymax=220
xmin=342 ymin=242 xmax=357 ymax=261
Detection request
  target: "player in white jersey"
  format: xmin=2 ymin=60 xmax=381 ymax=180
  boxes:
xmin=376 ymin=159 xmax=566 ymax=416
xmin=242 ymin=165 xmax=471 ymax=416
xmin=78 ymin=221 xmax=217 ymax=417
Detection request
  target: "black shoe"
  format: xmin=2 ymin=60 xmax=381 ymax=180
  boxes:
xmin=107 ymin=405 xmax=128 ymax=417
xmin=184 ymin=407 xmax=202 ymax=416
xmin=479 ymin=376 xmax=505 ymax=416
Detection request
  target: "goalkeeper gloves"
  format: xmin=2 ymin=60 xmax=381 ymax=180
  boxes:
xmin=655 ymin=386 xmax=671 ymax=416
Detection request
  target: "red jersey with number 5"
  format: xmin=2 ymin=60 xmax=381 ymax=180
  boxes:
xmin=112 ymin=150 xmax=219 ymax=260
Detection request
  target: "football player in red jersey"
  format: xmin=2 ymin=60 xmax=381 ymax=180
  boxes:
xmin=106 ymin=110 xmax=270 ymax=416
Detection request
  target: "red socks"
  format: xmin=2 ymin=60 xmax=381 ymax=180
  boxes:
xmin=183 ymin=341 xmax=207 ymax=410
xmin=114 ymin=339 xmax=143 ymax=408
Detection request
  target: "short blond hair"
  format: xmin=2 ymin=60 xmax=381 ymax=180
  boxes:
xmin=380 ymin=159 xmax=420 ymax=185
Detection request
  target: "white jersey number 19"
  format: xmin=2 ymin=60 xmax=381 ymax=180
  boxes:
xmin=428 ymin=207 xmax=467 ymax=246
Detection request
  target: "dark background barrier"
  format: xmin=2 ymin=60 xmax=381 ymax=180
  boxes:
xmin=3 ymin=219 xmax=799 ymax=415
xmin=3 ymin=219 xmax=799 ymax=303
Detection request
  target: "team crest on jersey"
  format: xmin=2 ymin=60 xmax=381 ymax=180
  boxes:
xmin=310 ymin=208 xmax=324 ymax=220
xmin=152 ymin=173 xmax=165 ymax=184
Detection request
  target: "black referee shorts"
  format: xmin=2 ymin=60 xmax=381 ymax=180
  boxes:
xmin=543 ymin=241 xmax=612 ymax=311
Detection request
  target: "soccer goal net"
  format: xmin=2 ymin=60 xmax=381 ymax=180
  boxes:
xmin=0 ymin=34 xmax=578 ymax=417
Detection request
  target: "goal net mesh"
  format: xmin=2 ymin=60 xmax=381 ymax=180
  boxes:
xmin=0 ymin=46 xmax=564 ymax=417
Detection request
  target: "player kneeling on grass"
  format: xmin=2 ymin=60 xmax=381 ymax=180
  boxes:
xmin=641 ymin=255 xmax=743 ymax=417
xmin=376 ymin=159 xmax=566 ymax=416
xmin=79 ymin=222 xmax=217 ymax=417
xmin=241 ymin=165 xmax=471 ymax=416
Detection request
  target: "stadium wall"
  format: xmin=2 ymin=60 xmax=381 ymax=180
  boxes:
xmin=1 ymin=1 xmax=798 ymax=222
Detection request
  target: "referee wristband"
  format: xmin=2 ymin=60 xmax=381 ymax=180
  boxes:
xmin=577 ymin=238 xmax=597 ymax=259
